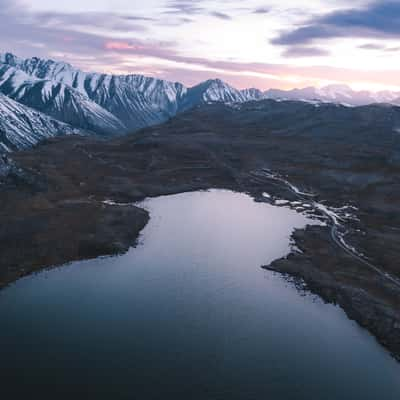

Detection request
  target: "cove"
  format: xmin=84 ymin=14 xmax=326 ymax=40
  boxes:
xmin=1 ymin=190 xmax=399 ymax=399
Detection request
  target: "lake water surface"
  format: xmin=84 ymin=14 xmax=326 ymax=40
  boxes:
xmin=1 ymin=190 xmax=399 ymax=399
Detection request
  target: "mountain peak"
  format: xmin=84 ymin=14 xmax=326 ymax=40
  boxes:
xmin=0 ymin=52 xmax=21 ymax=67
xmin=179 ymin=77 xmax=246 ymax=109
xmin=199 ymin=78 xmax=231 ymax=89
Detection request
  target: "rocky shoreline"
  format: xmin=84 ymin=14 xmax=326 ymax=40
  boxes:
xmin=0 ymin=199 xmax=149 ymax=290
xmin=264 ymin=226 xmax=400 ymax=362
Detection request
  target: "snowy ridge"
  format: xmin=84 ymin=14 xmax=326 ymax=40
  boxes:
xmin=7 ymin=54 xmax=186 ymax=113
xmin=179 ymin=79 xmax=248 ymax=111
xmin=0 ymin=54 xmax=185 ymax=131
xmin=0 ymin=93 xmax=85 ymax=152
xmin=0 ymin=64 xmax=125 ymax=135
xmin=80 ymin=74 xmax=171 ymax=131
xmin=0 ymin=53 xmax=271 ymax=137
xmin=2 ymin=51 xmax=400 ymax=152
xmin=240 ymin=88 xmax=264 ymax=101
xmin=265 ymin=85 xmax=400 ymax=106
xmin=117 ymin=75 xmax=187 ymax=116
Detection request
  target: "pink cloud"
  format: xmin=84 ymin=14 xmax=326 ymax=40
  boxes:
xmin=104 ymin=41 xmax=146 ymax=51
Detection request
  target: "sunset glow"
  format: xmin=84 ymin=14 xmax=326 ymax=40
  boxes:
xmin=2 ymin=0 xmax=400 ymax=91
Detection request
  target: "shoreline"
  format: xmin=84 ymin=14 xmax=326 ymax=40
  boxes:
xmin=1 ymin=184 xmax=399 ymax=362
xmin=264 ymin=225 xmax=400 ymax=362
xmin=1 ymin=102 xmax=400 ymax=362
xmin=0 ymin=201 xmax=149 ymax=290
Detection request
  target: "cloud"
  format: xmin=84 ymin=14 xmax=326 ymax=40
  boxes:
xmin=0 ymin=0 xmax=151 ymax=58
xmin=272 ymin=1 xmax=400 ymax=46
xmin=33 ymin=11 xmax=148 ymax=33
xmin=121 ymin=15 xmax=156 ymax=22
xmin=104 ymin=41 xmax=147 ymax=51
xmin=99 ymin=38 xmax=400 ymax=89
xmin=282 ymin=46 xmax=329 ymax=58
xmin=385 ymin=46 xmax=400 ymax=52
xmin=359 ymin=43 xmax=400 ymax=52
xmin=253 ymin=7 xmax=271 ymax=14
xmin=0 ymin=5 xmax=155 ymax=73
xmin=273 ymin=25 xmax=335 ymax=46
xmin=209 ymin=11 xmax=232 ymax=20
xmin=1 ymin=0 xmax=400 ymax=91
xmin=358 ymin=43 xmax=385 ymax=50
xmin=163 ymin=1 xmax=205 ymax=16
xmin=163 ymin=1 xmax=232 ymax=20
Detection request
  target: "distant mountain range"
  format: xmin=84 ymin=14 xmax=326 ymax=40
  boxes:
xmin=264 ymin=85 xmax=400 ymax=107
xmin=1 ymin=52 xmax=400 ymax=151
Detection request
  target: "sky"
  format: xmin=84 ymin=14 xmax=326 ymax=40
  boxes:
xmin=1 ymin=0 xmax=400 ymax=91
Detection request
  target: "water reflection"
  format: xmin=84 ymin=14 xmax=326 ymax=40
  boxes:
xmin=0 ymin=190 xmax=399 ymax=399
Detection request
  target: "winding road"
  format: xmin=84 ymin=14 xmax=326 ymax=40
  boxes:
xmin=252 ymin=168 xmax=400 ymax=290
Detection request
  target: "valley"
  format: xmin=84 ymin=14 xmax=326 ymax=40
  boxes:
xmin=1 ymin=99 xmax=399 ymax=361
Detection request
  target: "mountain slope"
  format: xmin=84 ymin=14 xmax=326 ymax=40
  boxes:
xmin=0 ymin=64 xmax=125 ymax=135
xmin=5 ymin=54 xmax=187 ymax=114
xmin=180 ymin=79 xmax=248 ymax=111
xmin=80 ymin=75 xmax=171 ymax=130
xmin=0 ymin=54 xmax=182 ymax=129
xmin=240 ymin=88 xmax=264 ymax=101
xmin=0 ymin=93 xmax=85 ymax=152
xmin=1 ymin=53 xmax=259 ymax=130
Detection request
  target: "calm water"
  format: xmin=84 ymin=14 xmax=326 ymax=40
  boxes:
xmin=1 ymin=190 xmax=399 ymax=399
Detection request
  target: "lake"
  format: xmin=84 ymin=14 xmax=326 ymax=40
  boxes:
xmin=1 ymin=190 xmax=399 ymax=399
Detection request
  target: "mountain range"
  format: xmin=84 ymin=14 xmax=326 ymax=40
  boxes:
xmin=1 ymin=51 xmax=400 ymax=151
xmin=264 ymin=85 xmax=400 ymax=107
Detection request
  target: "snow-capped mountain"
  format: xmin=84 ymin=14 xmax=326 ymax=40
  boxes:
xmin=80 ymin=75 xmax=171 ymax=131
xmin=2 ymin=51 xmax=400 ymax=152
xmin=264 ymin=84 xmax=400 ymax=106
xmin=0 ymin=93 xmax=85 ymax=152
xmin=7 ymin=55 xmax=242 ymax=122
xmin=0 ymin=54 xmax=183 ymax=130
xmin=240 ymin=88 xmax=264 ymax=101
xmin=180 ymin=79 xmax=249 ymax=111
xmin=0 ymin=64 xmax=125 ymax=135
xmin=1 ymin=53 xmax=272 ymax=137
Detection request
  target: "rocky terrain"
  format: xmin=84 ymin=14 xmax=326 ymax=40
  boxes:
xmin=1 ymin=99 xmax=399 ymax=360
